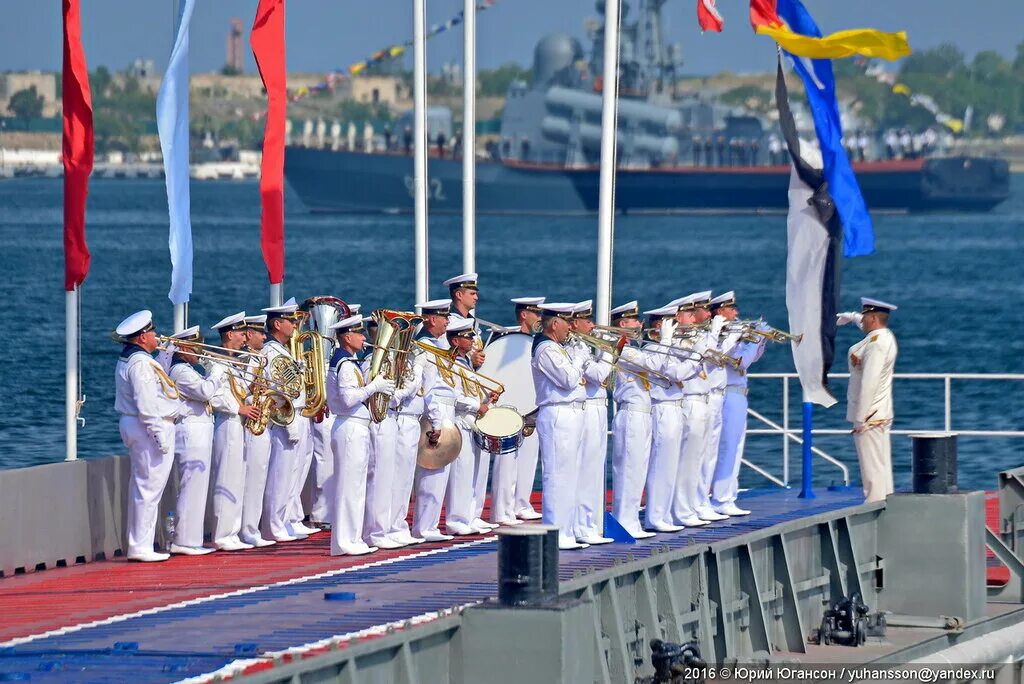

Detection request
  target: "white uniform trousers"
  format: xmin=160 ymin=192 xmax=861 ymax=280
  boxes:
xmin=262 ymin=424 xmax=302 ymax=540
xmin=330 ymin=415 xmax=372 ymax=554
xmin=513 ymin=431 xmax=541 ymax=516
xmin=389 ymin=413 xmax=422 ymax=537
xmin=212 ymin=414 xmax=246 ymax=545
xmin=471 ymin=448 xmax=492 ymax=524
xmin=711 ymin=391 xmax=748 ymax=507
xmin=537 ymin=404 xmax=585 ymax=547
xmin=310 ymin=413 xmax=336 ymax=524
xmin=121 ymin=416 xmax=175 ymax=557
xmin=363 ymin=415 xmax=398 ymax=546
xmin=697 ymin=392 xmax=726 ymax=512
xmin=287 ymin=416 xmax=314 ymax=525
xmin=611 ymin=405 xmax=652 ymax=536
xmin=576 ymin=400 xmax=609 ymax=539
xmin=240 ymin=428 xmax=272 ymax=542
xmin=489 ymin=448 xmax=518 ymax=523
xmin=173 ymin=418 xmax=214 ymax=548
xmin=854 ymin=424 xmax=894 ymax=503
xmin=672 ymin=397 xmax=709 ymax=524
xmin=644 ymin=402 xmax=685 ymax=529
xmin=444 ymin=425 xmax=481 ymax=529
xmin=412 ymin=403 xmax=454 ymax=537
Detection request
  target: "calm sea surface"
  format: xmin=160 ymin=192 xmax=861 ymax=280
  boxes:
xmin=0 ymin=177 xmax=1022 ymax=490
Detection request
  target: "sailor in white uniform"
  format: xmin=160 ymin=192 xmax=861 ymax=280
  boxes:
xmin=260 ymin=299 xmax=310 ymax=542
xmin=208 ymin=311 xmax=260 ymax=551
xmin=840 ymin=298 xmax=899 ymax=503
xmin=114 ymin=311 xmax=181 ymax=562
xmin=239 ymin=314 xmax=277 ymax=547
xmin=327 ymin=314 xmax=394 ymax=555
xmin=565 ymin=300 xmax=614 ymax=545
xmin=444 ymin=273 xmax=486 ymax=368
xmin=442 ymin=317 xmax=498 ymax=535
xmin=532 ymin=303 xmax=593 ymax=550
xmin=496 ymin=296 xmax=545 ymax=525
xmin=709 ymin=292 xmax=768 ymax=516
xmin=643 ymin=303 xmax=703 ymax=532
xmin=411 ymin=299 xmax=460 ymax=541
xmin=166 ymin=327 xmax=224 ymax=555
xmin=607 ymin=302 xmax=654 ymax=538
xmin=309 ymin=318 xmax=337 ymax=530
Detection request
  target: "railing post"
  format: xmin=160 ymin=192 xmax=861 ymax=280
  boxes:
xmin=799 ymin=401 xmax=815 ymax=499
xmin=783 ymin=376 xmax=790 ymax=486
xmin=944 ymin=376 xmax=952 ymax=432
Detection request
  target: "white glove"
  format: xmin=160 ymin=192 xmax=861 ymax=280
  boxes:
xmin=710 ymin=315 xmax=726 ymax=337
xmin=658 ymin=319 xmax=677 ymax=344
xmin=836 ymin=311 xmax=863 ymax=328
xmin=368 ymin=376 xmax=396 ymax=395
xmin=597 ymin=349 xmax=615 ymax=364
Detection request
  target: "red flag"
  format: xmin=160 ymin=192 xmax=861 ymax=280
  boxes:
xmin=62 ymin=0 xmax=94 ymax=291
xmin=697 ymin=0 xmax=724 ymax=33
xmin=251 ymin=0 xmax=287 ymax=285
xmin=749 ymin=0 xmax=783 ymax=29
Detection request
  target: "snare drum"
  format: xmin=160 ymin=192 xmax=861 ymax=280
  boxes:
xmin=471 ymin=405 xmax=525 ymax=454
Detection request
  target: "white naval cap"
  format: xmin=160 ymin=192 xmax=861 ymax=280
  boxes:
xmin=445 ymin=317 xmax=476 ymax=334
xmin=328 ymin=315 xmax=367 ymax=333
xmin=511 ymin=296 xmax=545 ymax=312
xmin=442 ymin=272 xmax=479 ymax=290
xmin=243 ymin=314 xmax=267 ymax=329
xmin=170 ymin=325 xmax=202 ymax=341
xmin=211 ymin=311 xmax=247 ymax=332
xmin=610 ymin=300 xmax=640 ymax=321
xmin=689 ymin=290 xmax=713 ymax=307
xmin=861 ymin=297 xmax=898 ymax=313
xmin=710 ymin=291 xmax=737 ymax=310
xmin=348 ymin=303 xmax=362 ymax=314
xmin=571 ymin=299 xmax=594 ymax=318
xmin=643 ymin=304 xmax=679 ymax=320
xmin=417 ymin=298 xmax=452 ymax=315
xmin=115 ymin=310 xmax=154 ymax=338
xmin=666 ymin=295 xmax=689 ymax=309
xmin=538 ymin=302 xmax=577 ymax=319
xmin=262 ymin=298 xmax=303 ymax=320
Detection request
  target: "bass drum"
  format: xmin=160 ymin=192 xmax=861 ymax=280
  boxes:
xmin=478 ymin=332 xmax=536 ymax=417
xmin=472 ymin=405 xmax=524 ymax=455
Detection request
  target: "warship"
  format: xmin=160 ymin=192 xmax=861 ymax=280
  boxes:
xmin=284 ymin=1 xmax=1011 ymax=215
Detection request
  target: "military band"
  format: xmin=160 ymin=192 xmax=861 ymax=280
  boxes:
xmin=114 ymin=282 xmax=895 ymax=561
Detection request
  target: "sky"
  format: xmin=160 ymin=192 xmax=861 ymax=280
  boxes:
xmin=0 ymin=0 xmax=1021 ymax=77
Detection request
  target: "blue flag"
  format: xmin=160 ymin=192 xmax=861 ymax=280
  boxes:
xmin=157 ymin=0 xmax=196 ymax=305
xmin=777 ymin=0 xmax=875 ymax=258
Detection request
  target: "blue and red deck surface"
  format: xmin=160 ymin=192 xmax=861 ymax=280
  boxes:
xmin=0 ymin=489 xmax=1003 ymax=682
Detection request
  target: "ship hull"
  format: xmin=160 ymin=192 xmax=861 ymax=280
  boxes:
xmin=284 ymin=147 xmax=1011 ymax=214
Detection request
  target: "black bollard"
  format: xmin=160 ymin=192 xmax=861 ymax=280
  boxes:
xmin=524 ymin=524 xmax=560 ymax=601
xmin=496 ymin=527 xmax=546 ymax=607
xmin=911 ymin=432 xmax=958 ymax=494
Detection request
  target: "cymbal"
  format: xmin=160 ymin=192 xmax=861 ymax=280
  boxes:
xmin=416 ymin=416 xmax=462 ymax=469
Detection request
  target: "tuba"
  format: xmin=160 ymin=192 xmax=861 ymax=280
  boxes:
xmin=366 ymin=309 xmax=423 ymax=422
xmin=296 ymin=296 xmax=351 ymax=419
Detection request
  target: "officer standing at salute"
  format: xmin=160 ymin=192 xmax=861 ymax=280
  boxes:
xmin=166 ymin=327 xmax=226 ymax=555
xmin=327 ymin=314 xmax=395 ymax=556
xmin=239 ymin=314 xmax=277 ymax=547
xmin=532 ymin=303 xmax=592 ymax=550
xmin=709 ymin=292 xmax=767 ymax=517
xmin=566 ymin=300 xmax=614 ymax=545
xmin=839 ymin=298 xmax=899 ymax=503
xmin=114 ymin=311 xmax=181 ymax=562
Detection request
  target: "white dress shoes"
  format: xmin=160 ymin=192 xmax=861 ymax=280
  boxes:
xmin=446 ymin=522 xmax=476 ymax=536
xmin=270 ymin=534 xmax=300 ymax=542
xmin=716 ymin=503 xmax=751 ymax=516
xmin=697 ymin=509 xmax=730 ymax=522
xmin=421 ymin=531 xmax=455 ymax=542
xmin=240 ymin=535 xmax=277 ymax=548
xmin=128 ymin=551 xmax=170 ymax=562
xmin=472 ymin=518 xmax=499 ymax=530
xmin=337 ymin=543 xmax=377 ymax=556
xmin=516 ymin=510 xmax=543 ymax=521
xmin=217 ymin=537 xmax=255 ymax=552
xmin=558 ymin=540 xmax=591 ymax=551
xmin=625 ymin=529 xmax=657 ymax=539
xmin=390 ymin=532 xmax=426 ymax=545
xmin=169 ymin=544 xmax=215 ymax=556
xmin=645 ymin=523 xmax=685 ymax=533
xmin=494 ymin=518 xmax=523 ymax=526
xmin=371 ymin=537 xmax=406 ymax=550
xmin=291 ymin=522 xmax=320 ymax=535
xmin=678 ymin=516 xmax=710 ymax=527
xmin=578 ymin=536 xmax=614 ymax=545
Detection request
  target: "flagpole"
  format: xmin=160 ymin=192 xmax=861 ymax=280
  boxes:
xmin=461 ymin=0 xmax=476 ymax=274
xmin=413 ymin=0 xmax=429 ymax=303
xmin=594 ymin=0 xmax=621 ymax=326
xmin=269 ymin=282 xmax=283 ymax=308
xmin=172 ymin=0 xmax=186 ymax=332
xmin=799 ymin=401 xmax=816 ymax=499
xmin=65 ymin=287 xmax=79 ymax=461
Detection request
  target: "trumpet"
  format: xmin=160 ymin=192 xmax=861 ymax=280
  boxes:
xmin=634 ymin=338 xmax=742 ymax=370
xmin=744 ymin=326 xmax=803 ymax=346
xmin=414 ymin=340 xmax=505 ymax=403
xmin=567 ymin=331 xmax=677 ymax=390
xmin=590 ymin=323 xmax=643 ymax=340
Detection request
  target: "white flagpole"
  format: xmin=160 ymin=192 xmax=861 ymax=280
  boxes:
xmin=595 ymin=0 xmax=621 ymax=326
xmin=413 ymin=0 xmax=429 ymax=304
xmin=269 ymin=282 xmax=283 ymax=308
xmin=65 ymin=287 xmax=79 ymax=461
xmin=461 ymin=0 xmax=476 ymax=274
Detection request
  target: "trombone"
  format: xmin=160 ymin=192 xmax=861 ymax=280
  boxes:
xmin=631 ymin=338 xmax=743 ymax=371
xmin=567 ymin=331 xmax=677 ymax=390
xmin=414 ymin=340 xmax=506 ymax=402
xmin=722 ymin=320 xmax=803 ymax=345
xmin=156 ymin=335 xmax=265 ymax=371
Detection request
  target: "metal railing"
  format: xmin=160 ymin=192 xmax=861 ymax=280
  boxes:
xmin=744 ymin=372 xmax=1024 ymax=488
